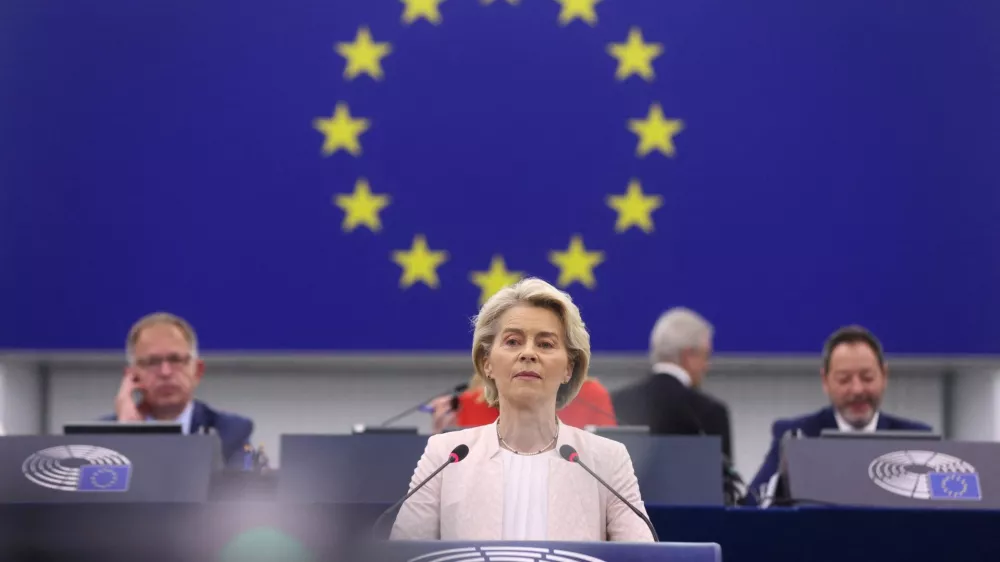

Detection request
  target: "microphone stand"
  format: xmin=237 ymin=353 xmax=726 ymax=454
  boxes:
xmin=379 ymin=384 xmax=468 ymax=427
xmin=722 ymin=456 xmax=745 ymax=506
xmin=371 ymin=446 xmax=468 ymax=539
xmin=562 ymin=447 xmax=659 ymax=542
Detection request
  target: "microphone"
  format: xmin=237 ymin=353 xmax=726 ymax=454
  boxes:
xmin=378 ymin=383 xmax=469 ymax=427
xmin=371 ymin=444 xmax=469 ymax=538
xmin=559 ymin=445 xmax=659 ymax=542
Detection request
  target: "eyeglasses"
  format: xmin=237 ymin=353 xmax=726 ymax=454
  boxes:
xmin=134 ymin=353 xmax=192 ymax=370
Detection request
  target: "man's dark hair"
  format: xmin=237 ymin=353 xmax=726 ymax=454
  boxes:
xmin=821 ymin=325 xmax=885 ymax=373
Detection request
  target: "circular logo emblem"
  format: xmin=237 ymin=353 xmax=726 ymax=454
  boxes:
xmin=408 ymin=546 xmax=607 ymax=562
xmin=22 ymin=445 xmax=132 ymax=492
xmin=868 ymin=450 xmax=976 ymax=500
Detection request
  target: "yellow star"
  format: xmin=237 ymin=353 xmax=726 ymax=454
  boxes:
xmin=607 ymin=27 xmax=663 ymax=81
xmin=606 ymin=179 xmax=663 ymax=234
xmin=470 ymin=255 xmax=523 ymax=306
xmin=548 ymin=235 xmax=605 ymax=289
xmin=333 ymin=179 xmax=391 ymax=233
xmin=554 ymin=0 xmax=601 ymax=26
xmin=627 ymin=103 xmax=684 ymax=158
xmin=334 ymin=27 xmax=392 ymax=81
xmin=401 ymin=0 xmax=446 ymax=25
xmin=392 ymin=235 xmax=449 ymax=289
xmin=312 ymin=102 xmax=370 ymax=157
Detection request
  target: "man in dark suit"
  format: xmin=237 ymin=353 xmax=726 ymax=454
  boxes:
xmin=612 ymin=307 xmax=732 ymax=460
xmin=104 ymin=312 xmax=254 ymax=468
xmin=744 ymin=325 xmax=932 ymax=506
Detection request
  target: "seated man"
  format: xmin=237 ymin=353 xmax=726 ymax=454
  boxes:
xmin=745 ymin=325 xmax=932 ymax=506
xmin=104 ymin=312 xmax=254 ymax=468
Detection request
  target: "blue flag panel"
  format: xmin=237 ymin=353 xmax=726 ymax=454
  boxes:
xmin=928 ymin=472 xmax=982 ymax=501
xmin=76 ymin=465 xmax=131 ymax=492
xmin=1 ymin=0 xmax=997 ymax=353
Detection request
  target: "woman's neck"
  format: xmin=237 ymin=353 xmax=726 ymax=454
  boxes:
xmin=497 ymin=401 xmax=559 ymax=454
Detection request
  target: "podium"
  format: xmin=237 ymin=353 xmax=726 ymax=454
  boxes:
xmin=0 ymin=435 xmax=220 ymax=503
xmin=365 ymin=541 xmax=722 ymax=562
xmin=784 ymin=438 xmax=1000 ymax=509
xmin=279 ymin=434 xmax=722 ymax=505
xmin=597 ymin=434 xmax=723 ymax=506
xmin=280 ymin=434 xmax=429 ymax=503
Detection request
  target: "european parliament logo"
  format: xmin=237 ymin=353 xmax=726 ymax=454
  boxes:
xmin=22 ymin=445 xmax=132 ymax=493
xmin=868 ymin=450 xmax=982 ymax=501
xmin=408 ymin=546 xmax=609 ymax=562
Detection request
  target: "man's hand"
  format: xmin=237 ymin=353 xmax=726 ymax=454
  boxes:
xmin=429 ymin=395 xmax=457 ymax=434
xmin=114 ymin=372 xmax=148 ymax=421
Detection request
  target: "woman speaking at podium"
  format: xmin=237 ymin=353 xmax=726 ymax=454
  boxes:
xmin=390 ymin=278 xmax=655 ymax=542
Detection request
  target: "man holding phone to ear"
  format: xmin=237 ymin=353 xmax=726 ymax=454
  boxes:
xmin=105 ymin=312 xmax=255 ymax=467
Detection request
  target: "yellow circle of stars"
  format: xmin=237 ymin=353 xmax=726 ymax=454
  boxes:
xmin=316 ymin=1 xmax=686 ymax=302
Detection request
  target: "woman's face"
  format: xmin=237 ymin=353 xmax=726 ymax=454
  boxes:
xmin=483 ymin=304 xmax=572 ymax=409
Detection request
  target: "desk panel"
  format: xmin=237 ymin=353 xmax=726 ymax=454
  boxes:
xmin=0 ymin=504 xmax=996 ymax=562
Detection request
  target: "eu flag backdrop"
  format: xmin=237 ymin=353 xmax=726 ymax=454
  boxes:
xmin=1 ymin=0 xmax=998 ymax=353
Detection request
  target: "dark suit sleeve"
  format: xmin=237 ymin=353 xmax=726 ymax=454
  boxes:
xmin=745 ymin=420 xmax=787 ymax=506
xmin=699 ymin=399 xmax=733 ymax=460
xmin=718 ymin=404 xmax=733 ymax=461
xmin=218 ymin=416 xmax=255 ymax=469
xmin=896 ymin=419 xmax=933 ymax=432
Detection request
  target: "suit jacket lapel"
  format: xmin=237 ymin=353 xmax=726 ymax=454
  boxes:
xmin=547 ymin=422 xmax=599 ymax=540
xmin=810 ymin=407 xmax=837 ymax=436
xmin=189 ymin=400 xmax=208 ymax=434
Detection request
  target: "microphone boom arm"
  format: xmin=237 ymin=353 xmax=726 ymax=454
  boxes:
xmin=571 ymin=457 xmax=660 ymax=542
xmin=371 ymin=445 xmax=469 ymax=539
xmin=379 ymin=384 xmax=468 ymax=427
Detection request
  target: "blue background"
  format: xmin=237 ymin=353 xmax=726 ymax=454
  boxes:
xmin=1 ymin=0 xmax=997 ymax=353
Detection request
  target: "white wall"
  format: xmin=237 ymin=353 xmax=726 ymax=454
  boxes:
xmin=949 ymin=368 xmax=997 ymax=441
xmin=32 ymin=354 xmax=954 ymax=480
xmin=0 ymin=360 xmax=43 ymax=435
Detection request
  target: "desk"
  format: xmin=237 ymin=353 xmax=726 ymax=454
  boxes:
xmin=1 ymin=504 xmax=997 ymax=562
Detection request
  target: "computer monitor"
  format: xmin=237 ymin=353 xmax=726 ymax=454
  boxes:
xmin=586 ymin=425 xmax=650 ymax=435
xmin=350 ymin=425 xmax=419 ymax=435
xmin=63 ymin=421 xmax=183 ymax=435
xmin=819 ymin=429 xmax=942 ymax=440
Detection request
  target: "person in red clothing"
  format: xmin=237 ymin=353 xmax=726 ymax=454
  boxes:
xmin=430 ymin=375 xmax=617 ymax=433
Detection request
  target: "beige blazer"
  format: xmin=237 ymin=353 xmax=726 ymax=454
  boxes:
xmin=390 ymin=420 xmax=655 ymax=542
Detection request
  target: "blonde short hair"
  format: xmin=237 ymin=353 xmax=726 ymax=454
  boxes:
xmin=471 ymin=277 xmax=591 ymax=409
xmin=126 ymin=312 xmax=199 ymax=364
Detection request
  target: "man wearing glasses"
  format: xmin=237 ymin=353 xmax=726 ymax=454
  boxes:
xmin=106 ymin=312 xmax=254 ymax=467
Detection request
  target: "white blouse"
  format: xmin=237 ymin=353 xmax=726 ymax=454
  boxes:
xmin=500 ymin=448 xmax=555 ymax=540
